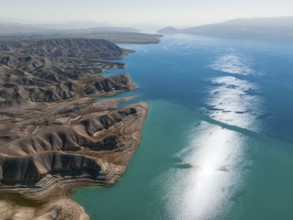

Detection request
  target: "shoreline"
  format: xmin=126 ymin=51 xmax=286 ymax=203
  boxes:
xmin=0 ymin=38 xmax=149 ymax=219
xmin=0 ymin=102 xmax=148 ymax=220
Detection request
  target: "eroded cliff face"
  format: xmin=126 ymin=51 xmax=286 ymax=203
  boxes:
xmin=0 ymin=38 xmax=148 ymax=219
xmin=0 ymin=102 xmax=147 ymax=189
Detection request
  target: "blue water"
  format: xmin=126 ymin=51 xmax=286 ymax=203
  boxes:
xmin=72 ymin=34 xmax=293 ymax=220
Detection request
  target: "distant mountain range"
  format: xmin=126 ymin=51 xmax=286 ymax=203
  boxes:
xmin=31 ymin=20 xmax=113 ymax=29
xmin=0 ymin=21 xmax=139 ymax=35
xmin=0 ymin=22 xmax=44 ymax=35
xmin=158 ymin=17 xmax=293 ymax=39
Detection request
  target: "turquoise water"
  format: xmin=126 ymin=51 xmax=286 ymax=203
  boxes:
xmin=72 ymin=35 xmax=293 ymax=220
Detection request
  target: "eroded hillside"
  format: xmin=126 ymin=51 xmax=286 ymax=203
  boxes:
xmin=0 ymin=38 xmax=148 ymax=220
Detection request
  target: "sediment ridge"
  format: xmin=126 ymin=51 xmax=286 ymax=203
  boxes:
xmin=0 ymin=38 xmax=148 ymax=219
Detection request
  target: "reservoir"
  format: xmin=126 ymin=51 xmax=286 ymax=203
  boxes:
xmin=72 ymin=34 xmax=293 ymax=220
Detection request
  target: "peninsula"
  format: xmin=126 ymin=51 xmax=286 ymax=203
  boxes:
xmin=0 ymin=38 xmax=148 ymax=219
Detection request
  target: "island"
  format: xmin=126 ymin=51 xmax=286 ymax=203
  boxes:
xmin=0 ymin=38 xmax=148 ymax=219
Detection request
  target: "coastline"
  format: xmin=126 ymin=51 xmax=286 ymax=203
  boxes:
xmin=0 ymin=38 xmax=149 ymax=219
xmin=0 ymin=102 xmax=148 ymax=220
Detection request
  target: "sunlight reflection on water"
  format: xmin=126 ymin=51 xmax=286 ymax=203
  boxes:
xmin=167 ymin=123 xmax=248 ymax=220
xmin=210 ymin=53 xmax=255 ymax=76
xmin=165 ymin=51 xmax=261 ymax=220
xmin=204 ymin=75 xmax=262 ymax=131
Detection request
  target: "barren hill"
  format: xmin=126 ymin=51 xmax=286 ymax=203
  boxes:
xmin=0 ymin=38 xmax=148 ymax=220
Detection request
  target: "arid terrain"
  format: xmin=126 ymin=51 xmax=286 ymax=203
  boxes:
xmin=0 ymin=38 xmax=148 ymax=219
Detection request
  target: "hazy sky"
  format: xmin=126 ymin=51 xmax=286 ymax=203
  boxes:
xmin=1 ymin=0 xmax=293 ymax=27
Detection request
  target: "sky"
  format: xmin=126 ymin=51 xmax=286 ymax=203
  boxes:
xmin=0 ymin=0 xmax=293 ymax=27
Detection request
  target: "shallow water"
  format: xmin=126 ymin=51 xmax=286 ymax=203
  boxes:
xmin=72 ymin=35 xmax=293 ymax=220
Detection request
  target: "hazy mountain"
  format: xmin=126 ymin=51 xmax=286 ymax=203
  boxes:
xmin=0 ymin=21 xmax=140 ymax=36
xmin=84 ymin=26 xmax=139 ymax=33
xmin=158 ymin=17 xmax=293 ymax=39
xmin=0 ymin=22 xmax=46 ymax=35
xmin=157 ymin=26 xmax=179 ymax=34
xmin=30 ymin=20 xmax=113 ymax=29
xmin=129 ymin=23 xmax=165 ymax=33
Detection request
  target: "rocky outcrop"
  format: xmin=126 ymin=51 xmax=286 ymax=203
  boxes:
xmin=0 ymin=103 xmax=147 ymax=186
xmin=0 ymin=39 xmax=134 ymax=107
xmin=0 ymin=38 xmax=125 ymax=59
xmin=0 ymin=38 xmax=148 ymax=219
xmin=25 ymin=38 xmax=124 ymax=59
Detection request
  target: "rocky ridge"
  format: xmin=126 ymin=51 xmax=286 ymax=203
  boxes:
xmin=0 ymin=38 xmax=148 ymax=219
